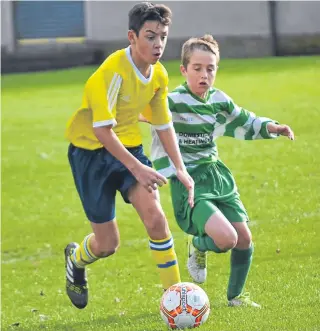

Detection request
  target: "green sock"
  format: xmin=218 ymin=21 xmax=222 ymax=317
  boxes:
xmin=193 ymin=235 xmax=224 ymax=253
xmin=227 ymin=244 xmax=254 ymax=300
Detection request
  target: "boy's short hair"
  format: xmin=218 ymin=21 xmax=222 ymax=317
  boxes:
xmin=128 ymin=2 xmax=172 ymax=35
xmin=181 ymin=34 xmax=220 ymax=68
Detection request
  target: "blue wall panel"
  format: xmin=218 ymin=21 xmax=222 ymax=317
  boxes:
xmin=14 ymin=1 xmax=85 ymax=39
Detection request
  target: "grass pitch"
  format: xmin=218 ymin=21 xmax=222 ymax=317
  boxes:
xmin=2 ymin=55 xmax=320 ymax=331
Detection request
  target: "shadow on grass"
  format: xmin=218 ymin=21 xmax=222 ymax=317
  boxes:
xmin=4 ymin=312 xmax=167 ymax=331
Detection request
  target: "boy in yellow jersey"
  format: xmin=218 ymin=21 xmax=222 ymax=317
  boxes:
xmin=64 ymin=2 xmax=194 ymax=309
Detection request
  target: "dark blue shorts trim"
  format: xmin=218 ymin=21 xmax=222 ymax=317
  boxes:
xmin=68 ymin=144 xmax=152 ymax=223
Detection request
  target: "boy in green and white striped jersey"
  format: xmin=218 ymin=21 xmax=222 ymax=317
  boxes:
xmin=145 ymin=34 xmax=294 ymax=307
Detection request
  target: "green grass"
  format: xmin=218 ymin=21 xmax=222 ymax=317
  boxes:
xmin=2 ymin=55 xmax=320 ymax=331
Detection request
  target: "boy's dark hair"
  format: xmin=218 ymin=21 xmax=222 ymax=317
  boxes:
xmin=128 ymin=2 xmax=172 ymax=35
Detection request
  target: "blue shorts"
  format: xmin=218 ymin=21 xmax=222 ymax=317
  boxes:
xmin=68 ymin=144 xmax=152 ymax=223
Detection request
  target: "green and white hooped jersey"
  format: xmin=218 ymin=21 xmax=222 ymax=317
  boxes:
xmin=151 ymin=83 xmax=278 ymax=178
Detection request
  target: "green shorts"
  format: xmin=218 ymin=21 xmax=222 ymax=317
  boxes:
xmin=170 ymin=160 xmax=249 ymax=237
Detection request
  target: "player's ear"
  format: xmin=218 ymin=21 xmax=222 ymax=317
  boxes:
xmin=180 ymin=64 xmax=187 ymax=77
xmin=128 ymin=30 xmax=137 ymax=45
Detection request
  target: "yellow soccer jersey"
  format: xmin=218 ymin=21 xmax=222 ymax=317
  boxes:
xmin=66 ymin=47 xmax=172 ymax=149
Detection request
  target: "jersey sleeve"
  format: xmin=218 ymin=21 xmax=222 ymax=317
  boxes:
xmin=148 ymin=69 xmax=172 ymax=130
xmin=220 ymin=92 xmax=279 ymax=140
xmin=85 ymin=68 xmax=122 ymax=128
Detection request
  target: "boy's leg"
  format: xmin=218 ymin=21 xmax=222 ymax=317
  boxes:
xmin=128 ymin=183 xmax=180 ymax=290
xmin=66 ymin=220 xmax=120 ymax=309
xmin=66 ymin=145 xmax=120 ymax=308
xmin=70 ymin=220 xmax=120 ymax=268
xmin=188 ymin=200 xmax=238 ymax=283
xmin=218 ymin=198 xmax=260 ymax=307
xmin=194 ymin=202 xmax=238 ymax=252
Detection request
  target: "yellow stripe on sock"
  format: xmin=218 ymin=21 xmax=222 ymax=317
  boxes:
xmin=72 ymin=234 xmax=98 ymax=268
xmin=83 ymin=234 xmax=98 ymax=260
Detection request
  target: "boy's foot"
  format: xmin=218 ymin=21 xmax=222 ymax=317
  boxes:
xmin=187 ymin=235 xmax=207 ymax=283
xmin=228 ymin=293 xmax=261 ymax=308
xmin=64 ymin=242 xmax=88 ymax=309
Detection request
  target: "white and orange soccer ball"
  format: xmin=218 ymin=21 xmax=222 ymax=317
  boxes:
xmin=160 ymin=282 xmax=210 ymax=329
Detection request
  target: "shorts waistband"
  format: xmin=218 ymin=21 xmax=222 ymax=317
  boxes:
xmin=69 ymin=143 xmax=143 ymax=153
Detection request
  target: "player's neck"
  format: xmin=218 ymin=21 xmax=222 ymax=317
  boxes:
xmin=198 ymin=91 xmax=209 ymax=99
xmin=129 ymin=47 xmax=152 ymax=78
xmin=186 ymin=83 xmax=209 ymax=101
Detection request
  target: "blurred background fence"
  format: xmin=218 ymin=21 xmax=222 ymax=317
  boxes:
xmin=1 ymin=1 xmax=320 ymax=73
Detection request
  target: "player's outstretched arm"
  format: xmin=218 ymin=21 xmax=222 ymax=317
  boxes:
xmin=156 ymin=126 xmax=194 ymax=208
xmin=94 ymin=126 xmax=167 ymax=192
xmin=266 ymin=123 xmax=295 ymax=140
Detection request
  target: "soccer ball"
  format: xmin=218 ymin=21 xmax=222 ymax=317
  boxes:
xmin=160 ymin=282 xmax=210 ymax=329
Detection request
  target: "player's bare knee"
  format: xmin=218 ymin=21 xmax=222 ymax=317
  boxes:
xmin=236 ymin=231 xmax=252 ymax=249
xmin=145 ymin=208 xmax=168 ymax=237
xmin=216 ymin=232 xmax=238 ymax=251
xmin=217 ymin=240 xmax=237 ymax=251
xmin=96 ymin=246 xmax=119 ymax=258
xmin=244 ymin=231 xmax=252 ymax=246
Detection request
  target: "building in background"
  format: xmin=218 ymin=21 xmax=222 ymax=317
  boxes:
xmin=1 ymin=1 xmax=320 ymax=73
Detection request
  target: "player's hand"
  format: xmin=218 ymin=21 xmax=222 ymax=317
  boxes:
xmin=176 ymin=169 xmax=194 ymax=208
xmin=277 ymin=124 xmax=295 ymax=140
xmin=132 ymin=164 xmax=167 ymax=192
xmin=138 ymin=114 xmax=151 ymax=124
